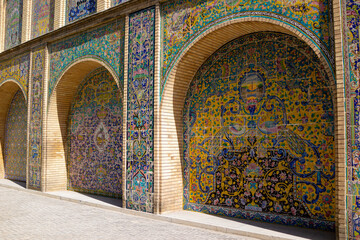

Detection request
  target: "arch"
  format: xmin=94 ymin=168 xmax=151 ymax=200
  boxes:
xmin=158 ymin=19 xmax=339 ymax=222
xmin=0 ymin=80 xmax=26 ymax=180
xmin=45 ymin=58 xmax=122 ymax=192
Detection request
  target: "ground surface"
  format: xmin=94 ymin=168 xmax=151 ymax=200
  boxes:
xmin=0 ymin=186 xmax=256 ymax=240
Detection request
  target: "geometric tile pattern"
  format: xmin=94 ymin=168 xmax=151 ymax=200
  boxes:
xmin=126 ymin=7 xmax=155 ymax=212
xmin=161 ymin=0 xmax=334 ymax=95
xmin=183 ymin=32 xmax=335 ymax=231
xmin=5 ymin=0 xmax=23 ymax=50
xmin=67 ymin=0 xmax=96 ymax=23
xmin=32 ymin=0 xmax=54 ymax=39
xmin=0 ymin=53 xmax=30 ymax=96
xmin=28 ymin=47 xmax=45 ymax=189
xmin=346 ymin=0 xmax=360 ymax=237
xmin=68 ymin=67 xmax=122 ymax=198
xmin=49 ymin=20 xmax=124 ymax=99
xmin=4 ymin=90 xmax=27 ymax=182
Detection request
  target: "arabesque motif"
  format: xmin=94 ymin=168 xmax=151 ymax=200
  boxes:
xmin=0 ymin=53 xmax=30 ymax=95
xmin=28 ymin=47 xmax=45 ymax=189
xmin=68 ymin=67 xmax=122 ymax=197
xmin=32 ymin=0 xmax=54 ymax=38
xmin=67 ymin=0 xmax=96 ymax=23
xmin=126 ymin=7 xmax=155 ymax=212
xmin=5 ymin=0 xmax=23 ymax=49
xmin=346 ymin=0 xmax=360 ymax=237
xmin=183 ymin=32 xmax=335 ymax=230
xmin=5 ymin=90 xmax=27 ymax=182
xmin=49 ymin=20 xmax=124 ymax=99
xmin=161 ymin=0 xmax=333 ymax=95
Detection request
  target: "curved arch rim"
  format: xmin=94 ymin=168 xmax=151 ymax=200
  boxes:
xmin=161 ymin=14 xmax=335 ymax=100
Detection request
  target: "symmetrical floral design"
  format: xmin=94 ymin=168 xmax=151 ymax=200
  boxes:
xmin=126 ymin=7 xmax=155 ymax=212
xmin=161 ymin=0 xmax=334 ymax=95
xmin=32 ymin=0 xmax=54 ymax=38
xmin=5 ymin=90 xmax=27 ymax=182
xmin=67 ymin=0 xmax=96 ymax=23
xmin=49 ymin=19 xmax=124 ymax=99
xmin=0 ymin=53 xmax=30 ymax=95
xmin=68 ymin=67 xmax=123 ymax=197
xmin=183 ymin=32 xmax=335 ymax=230
xmin=5 ymin=0 xmax=23 ymax=49
xmin=28 ymin=47 xmax=45 ymax=189
xmin=346 ymin=0 xmax=360 ymax=237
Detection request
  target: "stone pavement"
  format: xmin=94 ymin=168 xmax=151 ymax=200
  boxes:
xmin=0 ymin=180 xmax=335 ymax=240
xmin=0 ymin=185 xmax=255 ymax=240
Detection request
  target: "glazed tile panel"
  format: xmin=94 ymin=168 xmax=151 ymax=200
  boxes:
xmin=5 ymin=90 xmax=27 ymax=182
xmin=0 ymin=53 xmax=30 ymax=95
xmin=346 ymin=0 xmax=360 ymax=237
xmin=112 ymin=0 xmax=129 ymax=7
xmin=126 ymin=7 xmax=155 ymax=212
xmin=67 ymin=0 xmax=96 ymax=23
xmin=161 ymin=0 xmax=334 ymax=95
xmin=68 ymin=67 xmax=122 ymax=197
xmin=5 ymin=0 xmax=23 ymax=50
xmin=32 ymin=0 xmax=54 ymax=39
xmin=49 ymin=19 xmax=124 ymax=99
xmin=28 ymin=47 xmax=45 ymax=189
xmin=183 ymin=32 xmax=335 ymax=230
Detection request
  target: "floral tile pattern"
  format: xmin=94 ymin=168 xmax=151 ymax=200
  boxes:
xmin=126 ymin=7 xmax=155 ymax=213
xmin=112 ymin=0 xmax=129 ymax=7
xmin=0 ymin=53 xmax=30 ymax=96
xmin=183 ymin=32 xmax=335 ymax=230
xmin=5 ymin=0 xmax=22 ymax=50
xmin=67 ymin=0 xmax=96 ymax=23
xmin=346 ymin=0 xmax=360 ymax=237
xmin=68 ymin=67 xmax=123 ymax=197
xmin=49 ymin=19 xmax=124 ymax=99
xmin=161 ymin=0 xmax=334 ymax=96
xmin=5 ymin=90 xmax=27 ymax=182
xmin=32 ymin=0 xmax=54 ymax=39
xmin=28 ymin=47 xmax=45 ymax=189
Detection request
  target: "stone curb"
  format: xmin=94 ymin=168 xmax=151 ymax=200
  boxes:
xmin=0 ymin=183 xmax=300 ymax=240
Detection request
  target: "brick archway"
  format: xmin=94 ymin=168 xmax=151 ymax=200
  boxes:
xmin=44 ymin=59 xmax=122 ymax=193
xmin=0 ymin=80 xmax=27 ymax=180
xmin=158 ymin=19 xmax=344 ymax=235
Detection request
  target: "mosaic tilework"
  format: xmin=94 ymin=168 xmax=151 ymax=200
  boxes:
xmin=68 ymin=67 xmax=122 ymax=197
xmin=126 ymin=7 xmax=155 ymax=212
xmin=161 ymin=0 xmax=334 ymax=95
xmin=4 ymin=90 xmax=27 ymax=182
xmin=28 ymin=47 xmax=45 ymax=189
xmin=112 ymin=0 xmax=129 ymax=7
xmin=67 ymin=0 xmax=96 ymax=23
xmin=5 ymin=0 xmax=23 ymax=50
xmin=183 ymin=32 xmax=335 ymax=230
xmin=346 ymin=0 xmax=360 ymax=237
xmin=0 ymin=53 xmax=30 ymax=95
xmin=49 ymin=19 xmax=124 ymax=99
xmin=32 ymin=0 xmax=54 ymax=39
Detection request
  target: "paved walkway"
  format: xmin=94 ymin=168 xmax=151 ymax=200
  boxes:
xmin=0 ymin=180 xmax=335 ymax=240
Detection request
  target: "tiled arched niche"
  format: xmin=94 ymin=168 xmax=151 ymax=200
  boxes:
xmin=0 ymin=80 xmax=27 ymax=182
xmin=159 ymin=19 xmax=343 ymax=234
xmin=44 ymin=59 xmax=123 ymax=197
